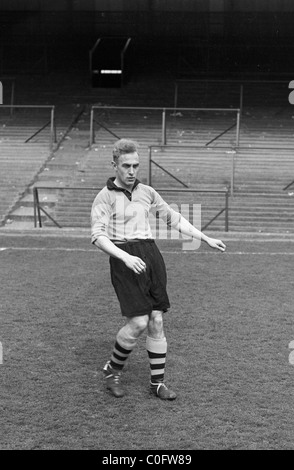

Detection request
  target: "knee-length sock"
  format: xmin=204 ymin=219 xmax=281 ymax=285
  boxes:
xmin=109 ymin=328 xmax=137 ymax=371
xmin=146 ymin=336 xmax=167 ymax=384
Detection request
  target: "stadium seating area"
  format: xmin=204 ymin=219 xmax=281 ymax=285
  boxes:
xmin=0 ymin=110 xmax=52 ymax=225
xmin=1 ymin=70 xmax=294 ymax=233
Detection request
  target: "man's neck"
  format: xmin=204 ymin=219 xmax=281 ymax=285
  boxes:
xmin=113 ymin=178 xmax=134 ymax=192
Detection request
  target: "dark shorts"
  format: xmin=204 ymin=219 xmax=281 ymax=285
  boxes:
xmin=109 ymin=239 xmax=170 ymax=318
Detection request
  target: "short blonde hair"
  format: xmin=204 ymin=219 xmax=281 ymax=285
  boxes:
xmin=113 ymin=139 xmax=139 ymax=162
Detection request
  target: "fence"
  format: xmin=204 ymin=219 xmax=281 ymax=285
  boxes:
xmin=148 ymin=144 xmax=236 ymax=195
xmin=151 ymin=188 xmax=229 ymax=232
xmin=33 ymin=185 xmax=229 ymax=232
xmin=89 ymin=105 xmax=241 ymax=148
xmin=174 ymin=79 xmax=290 ymax=110
xmin=0 ymin=105 xmax=56 ymax=150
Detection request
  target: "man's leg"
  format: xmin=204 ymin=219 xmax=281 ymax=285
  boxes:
xmin=146 ymin=310 xmax=177 ymax=400
xmin=104 ymin=315 xmax=149 ymax=397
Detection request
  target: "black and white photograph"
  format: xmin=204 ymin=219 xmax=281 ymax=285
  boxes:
xmin=1 ymin=0 xmax=294 ymax=453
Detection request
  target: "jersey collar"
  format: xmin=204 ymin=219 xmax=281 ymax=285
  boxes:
xmin=107 ymin=177 xmax=140 ymax=193
xmin=106 ymin=177 xmax=140 ymax=200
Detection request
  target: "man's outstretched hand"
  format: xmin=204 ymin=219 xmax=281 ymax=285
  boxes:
xmin=206 ymin=237 xmax=226 ymax=252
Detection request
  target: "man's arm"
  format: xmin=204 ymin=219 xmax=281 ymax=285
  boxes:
xmin=94 ymin=235 xmax=147 ymax=274
xmin=151 ymin=188 xmax=225 ymax=252
xmin=91 ymin=190 xmax=146 ymax=274
xmin=174 ymin=216 xmax=226 ymax=252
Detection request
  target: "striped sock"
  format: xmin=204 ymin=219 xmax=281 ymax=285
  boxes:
xmin=109 ymin=341 xmax=133 ymax=371
xmin=146 ymin=336 xmax=167 ymax=384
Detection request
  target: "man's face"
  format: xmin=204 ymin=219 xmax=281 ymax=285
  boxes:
xmin=113 ymin=152 xmax=140 ymax=189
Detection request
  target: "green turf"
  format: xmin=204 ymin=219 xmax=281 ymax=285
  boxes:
xmin=0 ymin=236 xmax=293 ymax=450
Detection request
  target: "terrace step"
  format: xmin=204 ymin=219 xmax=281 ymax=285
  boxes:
xmin=2 ymin=79 xmax=294 ymax=232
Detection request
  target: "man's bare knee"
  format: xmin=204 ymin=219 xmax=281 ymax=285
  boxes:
xmin=148 ymin=310 xmax=164 ymax=338
xmin=126 ymin=315 xmax=149 ymax=338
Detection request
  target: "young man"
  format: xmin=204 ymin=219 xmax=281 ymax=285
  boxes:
xmin=91 ymin=138 xmax=226 ymax=400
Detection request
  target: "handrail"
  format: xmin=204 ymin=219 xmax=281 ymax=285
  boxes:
xmin=89 ymin=105 xmax=241 ymax=148
xmin=0 ymin=105 xmax=56 ymax=150
xmin=33 ymin=185 xmax=229 ymax=232
xmin=91 ymin=105 xmax=240 ymax=111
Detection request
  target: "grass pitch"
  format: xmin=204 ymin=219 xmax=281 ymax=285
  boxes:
xmin=0 ymin=234 xmax=293 ymax=450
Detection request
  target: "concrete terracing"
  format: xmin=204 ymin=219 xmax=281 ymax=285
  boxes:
xmin=1 ymin=76 xmax=294 ymax=233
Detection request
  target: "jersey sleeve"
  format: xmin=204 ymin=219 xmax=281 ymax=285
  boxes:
xmin=91 ymin=189 xmax=112 ymax=244
xmin=151 ymin=188 xmax=182 ymax=227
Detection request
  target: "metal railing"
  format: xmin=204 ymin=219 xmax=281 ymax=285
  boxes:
xmin=283 ymin=180 xmax=294 ymax=192
xmin=89 ymin=105 xmax=241 ymax=148
xmin=174 ymin=79 xmax=243 ymax=114
xmin=149 ymin=144 xmax=294 ymax=196
xmin=0 ymin=105 xmax=56 ymax=150
xmin=174 ymin=78 xmax=290 ymax=112
xmin=33 ymin=185 xmax=229 ymax=232
xmin=153 ymin=188 xmax=229 ymax=232
xmin=33 ymin=186 xmax=100 ymax=228
xmin=33 ymin=186 xmax=61 ymax=228
xmin=148 ymin=144 xmax=237 ymax=195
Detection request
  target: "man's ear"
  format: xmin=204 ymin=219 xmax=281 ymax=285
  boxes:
xmin=111 ymin=160 xmax=117 ymax=169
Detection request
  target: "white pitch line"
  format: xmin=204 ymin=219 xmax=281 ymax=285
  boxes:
xmin=163 ymin=251 xmax=294 ymax=255
xmin=0 ymin=246 xmax=294 ymax=256
xmin=0 ymin=247 xmax=95 ymax=252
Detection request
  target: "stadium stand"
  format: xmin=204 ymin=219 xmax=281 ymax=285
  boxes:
xmin=0 ymin=101 xmax=83 ymax=226
xmin=0 ymin=107 xmax=53 ymax=225
xmin=1 ymin=69 xmax=294 ymax=233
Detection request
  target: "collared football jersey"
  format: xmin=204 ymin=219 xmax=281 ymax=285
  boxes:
xmin=91 ymin=178 xmax=182 ymax=244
